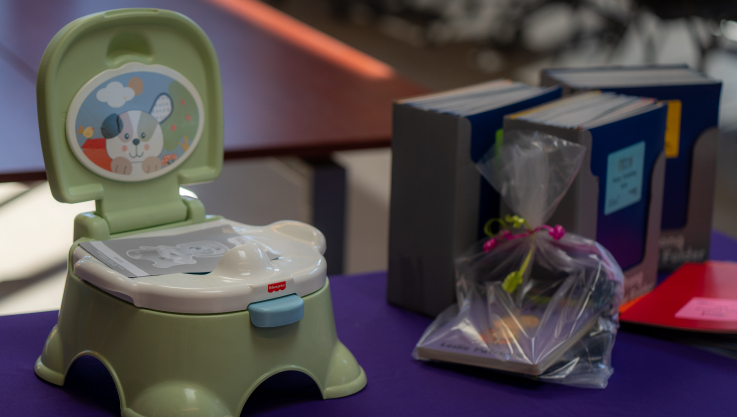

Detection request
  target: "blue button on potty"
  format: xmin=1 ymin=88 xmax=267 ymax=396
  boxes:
xmin=248 ymin=294 xmax=305 ymax=327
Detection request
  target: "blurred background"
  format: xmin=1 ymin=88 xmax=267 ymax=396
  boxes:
xmin=1 ymin=0 xmax=736 ymax=315
xmin=278 ymin=0 xmax=737 ymax=259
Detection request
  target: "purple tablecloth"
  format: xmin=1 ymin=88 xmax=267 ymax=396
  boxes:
xmin=2 ymin=232 xmax=737 ymax=416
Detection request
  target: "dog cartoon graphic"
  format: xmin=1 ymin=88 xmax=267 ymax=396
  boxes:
xmin=100 ymin=93 xmax=173 ymax=175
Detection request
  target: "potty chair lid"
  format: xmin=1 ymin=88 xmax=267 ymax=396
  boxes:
xmin=37 ymin=9 xmax=223 ymax=235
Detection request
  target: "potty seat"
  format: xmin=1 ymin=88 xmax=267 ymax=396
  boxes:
xmin=73 ymin=218 xmax=330 ymax=315
xmin=126 ymin=239 xmax=230 ymax=269
xmin=33 ymin=9 xmax=365 ymax=417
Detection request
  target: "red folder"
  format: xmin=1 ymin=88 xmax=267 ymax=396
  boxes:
xmin=620 ymin=261 xmax=737 ymax=333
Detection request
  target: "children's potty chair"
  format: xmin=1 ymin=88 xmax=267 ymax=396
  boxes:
xmin=33 ymin=9 xmax=366 ymax=417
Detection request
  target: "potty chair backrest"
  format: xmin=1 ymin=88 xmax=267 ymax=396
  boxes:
xmin=37 ymin=9 xmax=223 ymax=240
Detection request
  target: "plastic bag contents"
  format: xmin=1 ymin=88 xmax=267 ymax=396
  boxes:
xmin=414 ymin=130 xmax=624 ymax=388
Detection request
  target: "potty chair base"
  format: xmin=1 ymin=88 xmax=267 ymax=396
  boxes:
xmin=35 ymin=271 xmax=366 ymax=417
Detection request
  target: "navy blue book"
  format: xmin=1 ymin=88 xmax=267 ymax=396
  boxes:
xmin=464 ymin=87 xmax=563 ymax=239
xmin=504 ymin=91 xmax=667 ymax=302
xmin=541 ymin=66 xmax=722 ymax=270
xmin=388 ymin=80 xmax=562 ymax=316
xmin=587 ymin=105 xmax=666 ymax=271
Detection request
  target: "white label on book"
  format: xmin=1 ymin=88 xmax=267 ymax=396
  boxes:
xmin=675 ymin=297 xmax=737 ymax=322
xmin=604 ymin=141 xmax=645 ymax=215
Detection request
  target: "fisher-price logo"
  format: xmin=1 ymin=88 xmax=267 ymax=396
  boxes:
xmin=268 ymin=281 xmax=286 ymax=293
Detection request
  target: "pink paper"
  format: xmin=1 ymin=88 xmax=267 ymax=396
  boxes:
xmin=675 ymin=297 xmax=737 ymax=322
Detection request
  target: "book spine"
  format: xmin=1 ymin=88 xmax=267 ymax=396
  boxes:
xmin=387 ymin=104 xmax=477 ymax=316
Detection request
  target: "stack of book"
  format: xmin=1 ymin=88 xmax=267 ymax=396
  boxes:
xmin=388 ymin=80 xmax=561 ymax=316
xmin=504 ymin=91 xmax=667 ymax=303
xmin=541 ymin=66 xmax=722 ymax=271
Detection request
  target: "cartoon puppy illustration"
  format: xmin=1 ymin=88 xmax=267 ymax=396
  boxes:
xmin=100 ymin=93 xmax=173 ymax=175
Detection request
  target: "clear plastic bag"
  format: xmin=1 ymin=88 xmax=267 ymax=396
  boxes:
xmin=414 ymin=130 xmax=624 ymax=388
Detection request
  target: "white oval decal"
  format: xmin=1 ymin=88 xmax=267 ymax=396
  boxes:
xmin=67 ymin=63 xmax=204 ymax=182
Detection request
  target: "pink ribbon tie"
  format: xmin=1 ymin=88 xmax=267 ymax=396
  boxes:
xmin=483 ymin=224 xmax=565 ymax=253
xmin=538 ymin=224 xmax=566 ymax=240
xmin=483 ymin=238 xmax=498 ymax=253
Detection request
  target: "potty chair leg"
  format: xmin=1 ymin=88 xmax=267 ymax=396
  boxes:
xmin=35 ymin=273 xmax=366 ymax=417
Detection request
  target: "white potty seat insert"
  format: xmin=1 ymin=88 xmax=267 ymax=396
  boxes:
xmin=82 ymin=225 xmax=247 ymax=276
xmin=73 ymin=219 xmax=328 ymax=315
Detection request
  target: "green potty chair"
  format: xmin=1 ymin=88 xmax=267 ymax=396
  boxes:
xmin=33 ymin=9 xmax=366 ymax=417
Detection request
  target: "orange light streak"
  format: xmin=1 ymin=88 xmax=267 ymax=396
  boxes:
xmin=204 ymin=0 xmax=395 ymax=80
